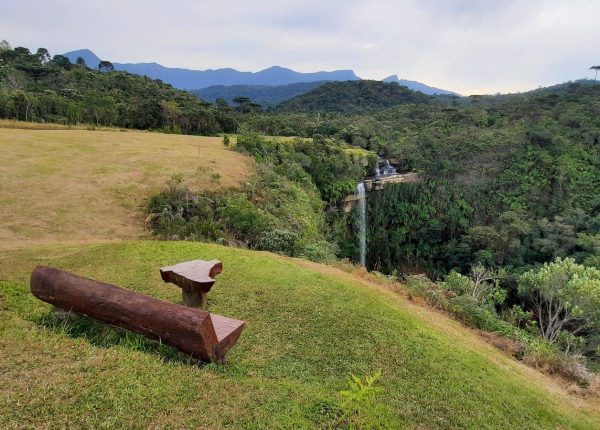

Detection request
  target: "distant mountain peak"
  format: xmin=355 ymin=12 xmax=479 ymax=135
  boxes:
xmin=63 ymin=49 xmax=360 ymax=89
xmin=383 ymin=75 xmax=458 ymax=96
xmin=63 ymin=49 xmax=102 ymax=68
xmin=262 ymin=65 xmax=289 ymax=71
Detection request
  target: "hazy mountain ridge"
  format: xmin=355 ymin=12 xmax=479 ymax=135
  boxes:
xmin=63 ymin=49 xmax=457 ymax=97
xmin=383 ymin=74 xmax=459 ymax=95
xmin=63 ymin=49 xmax=359 ymax=89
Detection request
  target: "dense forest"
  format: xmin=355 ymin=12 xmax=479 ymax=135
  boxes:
xmin=191 ymin=81 xmax=326 ymax=107
xmin=0 ymin=42 xmax=236 ymax=134
xmin=277 ymin=80 xmax=433 ymax=113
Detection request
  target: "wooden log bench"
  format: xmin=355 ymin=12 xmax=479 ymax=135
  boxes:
xmin=30 ymin=266 xmax=244 ymax=362
xmin=160 ymin=259 xmax=222 ymax=309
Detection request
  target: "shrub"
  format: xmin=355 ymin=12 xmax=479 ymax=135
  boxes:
xmin=501 ymin=305 xmax=536 ymax=331
xmin=406 ymin=274 xmax=448 ymax=309
xmin=219 ymin=196 xmax=273 ymax=246
xmin=522 ymin=339 xmax=594 ymax=387
xmin=146 ymin=206 xmax=188 ymax=240
xmin=522 ymin=338 xmax=561 ymax=369
xmin=321 ymin=179 xmax=358 ymax=204
xmin=337 ymin=371 xmax=392 ymax=429
xmin=256 ymin=229 xmax=300 ymax=256
xmin=448 ymin=295 xmax=500 ymax=330
xmin=299 ymin=241 xmax=337 ymax=263
xmin=443 ymin=265 xmax=506 ymax=307
xmin=146 ymin=178 xmax=223 ymax=241
xmin=235 ymin=133 xmax=271 ymax=159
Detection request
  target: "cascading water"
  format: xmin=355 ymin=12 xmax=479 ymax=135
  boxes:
xmin=356 ymin=182 xmax=367 ymax=266
xmin=356 ymin=158 xmax=401 ymax=267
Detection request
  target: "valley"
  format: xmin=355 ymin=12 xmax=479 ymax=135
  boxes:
xmin=1 ymin=37 xmax=600 ymax=429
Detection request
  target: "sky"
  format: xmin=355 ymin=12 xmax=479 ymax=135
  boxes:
xmin=2 ymin=0 xmax=599 ymax=95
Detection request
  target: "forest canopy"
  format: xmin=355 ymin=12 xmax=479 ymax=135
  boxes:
xmin=0 ymin=42 xmax=235 ymax=134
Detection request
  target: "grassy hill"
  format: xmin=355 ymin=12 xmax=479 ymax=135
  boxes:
xmin=2 ymin=241 xmax=600 ymax=429
xmin=0 ymin=123 xmax=252 ymax=249
xmin=1 ymin=125 xmax=599 ymax=428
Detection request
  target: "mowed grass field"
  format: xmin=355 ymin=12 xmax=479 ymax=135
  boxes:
xmin=1 ymin=241 xmax=600 ymax=429
xmin=0 ymin=124 xmax=599 ymax=428
xmin=0 ymin=124 xmax=252 ymax=249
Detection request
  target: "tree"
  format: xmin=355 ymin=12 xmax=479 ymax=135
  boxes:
xmin=9 ymin=90 xmax=34 ymax=121
xmin=159 ymin=100 xmax=182 ymax=127
xmin=518 ymin=257 xmax=600 ymax=343
xmin=76 ymin=56 xmax=86 ymax=67
xmin=232 ymin=96 xmax=261 ymax=113
xmin=590 ymin=66 xmax=600 ymax=81
xmin=0 ymin=40 xmax=11 ymax=52
xmin=469 ymin=94 xmax=483 ymax=109
xmin=215 ymin=97 xmax=229 ymax=111
xmin=443 ymin=264 xmax=506 ymax=307
xmin=36 ymin=48 xmax=51 ymax=64
xmin=98 ymin=60 xmax=114 ymax=72
xmin=14 ymin=46 xmax=31 ymax=56
xmin=51 ymin=54 xmax=71 ymax=69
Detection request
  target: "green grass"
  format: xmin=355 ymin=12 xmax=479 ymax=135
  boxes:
xmin=1 ymin=241 xmax=598 ymax=429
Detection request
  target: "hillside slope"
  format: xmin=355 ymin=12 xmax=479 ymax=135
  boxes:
xmin=278 ymin=80 xmax=431 ymax=113
xmin=1 ymin=241 xmax=599 ymax=429
xmin=191 ymin=81 xmax=327 ymax=106
xmin=0 ymin=126 xmax=252 ymax=248
xmin=1 ymin=125 xmax=599 ymax=428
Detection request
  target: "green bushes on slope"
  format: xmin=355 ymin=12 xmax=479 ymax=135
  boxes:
xmin=148 ymin=134 xmax=374 ymax=263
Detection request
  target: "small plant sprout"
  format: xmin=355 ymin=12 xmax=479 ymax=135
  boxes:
xmin=338 ymin=371 xmax=385 ymax=426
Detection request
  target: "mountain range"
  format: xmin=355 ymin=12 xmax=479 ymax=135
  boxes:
xmin=63 ymin=49 xmax=358 ymax=89
xmin=63 ymin=49 xmax=457 ymax=98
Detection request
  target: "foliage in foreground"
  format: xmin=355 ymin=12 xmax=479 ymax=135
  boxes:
xmin=519 ymin=258 xmax=600 ymax=353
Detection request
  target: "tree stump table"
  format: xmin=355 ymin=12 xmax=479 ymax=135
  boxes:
xmin=160 ymin=259 xmax=222 ymax=309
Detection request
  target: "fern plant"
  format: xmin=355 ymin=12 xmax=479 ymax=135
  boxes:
xmin=337 ymin=371 xmax=388 ymax=429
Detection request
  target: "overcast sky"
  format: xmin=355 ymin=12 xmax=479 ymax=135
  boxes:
xmin=2 ymin=0 xmax=599 ymax=95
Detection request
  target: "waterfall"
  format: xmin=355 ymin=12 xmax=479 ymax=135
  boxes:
xmin=356 ymin=182 xmax=366 ymax=266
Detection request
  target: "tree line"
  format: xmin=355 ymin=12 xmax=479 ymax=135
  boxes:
xmin=0 ymin=41 xmax=238 ymax=134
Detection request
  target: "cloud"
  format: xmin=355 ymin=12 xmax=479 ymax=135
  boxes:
xmin=1 ymin=0 xmax=599 ymax=94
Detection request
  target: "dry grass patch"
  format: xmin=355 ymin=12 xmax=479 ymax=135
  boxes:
xmin=0 ymin=128 xmax=252 ymax=249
